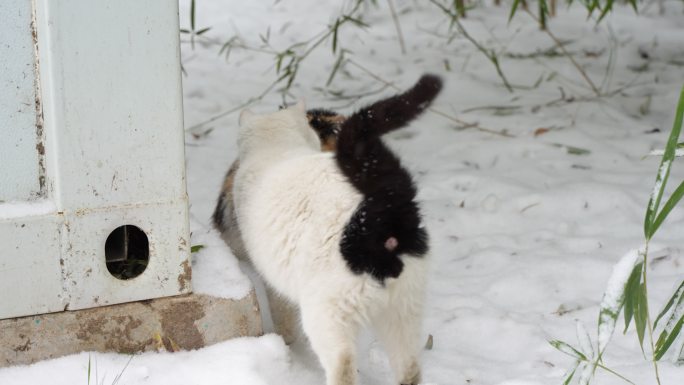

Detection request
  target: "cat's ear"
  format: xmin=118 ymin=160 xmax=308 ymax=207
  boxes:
xmin=239 ymin=109 xmax=255 ymax=125
xmin=295 ymin=99 xmax=306 ymax=113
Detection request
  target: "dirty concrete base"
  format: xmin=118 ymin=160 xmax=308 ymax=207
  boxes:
xmin=0 ymin=291 xmax=262 ymax=367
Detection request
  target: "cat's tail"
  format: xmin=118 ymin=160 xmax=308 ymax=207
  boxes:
xmin=334 ymin=75 xmax=440 ymax=280
xmin=336 ymin=74 xmax=442 ymax=149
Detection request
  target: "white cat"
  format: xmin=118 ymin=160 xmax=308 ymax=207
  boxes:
xmin=232 ymin=75 xmax=442 ymax=385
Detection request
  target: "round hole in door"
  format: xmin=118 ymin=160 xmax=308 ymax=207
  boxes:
xmin=105 ymin=225 xmax=149 ymax=280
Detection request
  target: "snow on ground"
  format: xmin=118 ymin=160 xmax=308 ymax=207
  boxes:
xmin=2 ymin=0 xmax=684 ymax=384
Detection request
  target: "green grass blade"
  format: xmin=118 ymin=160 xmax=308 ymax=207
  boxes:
xmin=655 ymin=280 xmax=684 ymax=329
xmin=550 ymin=340 xmax=588 ymax=361
xmin=112 ymin=355 xmax=134 ymax=385
xmin=623 ymin=262 xmax=644 ymax=333
xmin=87 ymin=354 xmax=91 ymax=385
xmin=645 ymin=85 xmax=684 ymax=239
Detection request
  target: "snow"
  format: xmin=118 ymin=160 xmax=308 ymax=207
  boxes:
xmin=649 ymin=160 xmax=671 ymax=212
xmin=597 ymin=248 xmax=641 ymax=353
xmin=3 ymin=0 xmax=684 ymax=384
xmin=189 ymin=218 xmax=252 ymax=300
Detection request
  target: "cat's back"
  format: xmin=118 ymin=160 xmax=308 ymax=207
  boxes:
xmin=237 ymin=152 xmax=362 ymax=290
xmin=244 ymin=151 xmax=360 ymax=228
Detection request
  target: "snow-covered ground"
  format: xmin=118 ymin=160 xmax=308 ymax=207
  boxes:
xmin=3 ymin=0 xmax=684 ymax=384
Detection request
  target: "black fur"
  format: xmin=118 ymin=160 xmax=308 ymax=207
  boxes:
xmin=335 ymin=74 xmax=442 ymax=281
xmin=212 ymin=181 xmax=228 ymax=232
xmin=307 ymin=108 xmax=340 ymax=144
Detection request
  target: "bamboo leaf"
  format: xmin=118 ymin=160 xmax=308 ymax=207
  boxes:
xmin=650 ymin=180 xmax=684 ymax=238
xmin=563 ymin=361 xmax=581 ymax=385
xmin=577 ymin=361 xmax=594 ymax=385
xmin=196 ymin=27 xmax=211 ymax=36
xmin=190 ymin=245 xmax=204 ymax=253
xmin=332 ymin=19 xmax=340 ymax=54
xmin=628 ymin=0 xmax=638 ymax=13
xmin=576 ymin=321 xmax=595 ymax=359
xmin=326 ymin=50 xmax=345 ymax=87
xmin=550 ymin=340 xmax=588 ymax=361
xmin=645 ymin=86 xmax=684 ymax=239
xmin=623 ymin=262 xmax=644 ymax=333
xmin=655 ymin=316 xmax=684 ymax=360
xmin=655 ymin=280 xmax=684 ymax=329
xmin=190 ymin=0 xmax=196 ymax=31
xmin=654 ymin=284 xmax=684 ymax=360
xmin=597 ymin=249 xmax=641 ymax=354
xmin=596 ymin=0 xmax=614 ymax=23
xmin=634 ymin=282 xmax=648 ymax=352
xmin=341 ymin=15 xmax=369 ymax=28
xmin=509 ymin=0 xmax=521 ymax=23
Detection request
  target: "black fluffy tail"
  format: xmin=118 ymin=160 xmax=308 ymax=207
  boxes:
xmin=335 ymin=74 xmax=442 ymax=281
xmin=336 ymin=74 xmax=442 ymax=150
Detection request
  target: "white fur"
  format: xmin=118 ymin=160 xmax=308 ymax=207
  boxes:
xmin=233 ymin=105 xmax=428 ymax=385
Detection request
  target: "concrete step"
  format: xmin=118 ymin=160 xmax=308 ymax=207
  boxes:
xmin=0 ymin=291 xmax=262 ymax=367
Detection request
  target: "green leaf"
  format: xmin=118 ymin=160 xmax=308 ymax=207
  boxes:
xmin=550 ymin=340 xmax=588 ymax=361
xmin=180 ymin=28 xmax=191 ymax=34
xmin=341 ymin=15 xmax=369 ymax=28
xmin=634 ymin=282 xmax=648 ymax=352
xmin=596 ymin=0 xmax=614 ymax=23
xmin=190 ymin=245 xmax=204 ymax=253
xmin=538 ymin=0 xmax=548 ymax=29
xmin=645 ymin=85 xmax=684 ymax=239
xmin=551 ymin=143 xmax=591 ymax=155
xmin=331 ymin=19 xmax=340 ymax=54
xmin=190 ymin=0 xmax=196 ymax=31
xmin=655 ymin=280 xmax=684 ymax=329
xmin=196 ymin=27 xmax=211 ymax=36
xmin=623 ymin=262 xmax=644 ymax=333
xmin=326 ymin=50 xmax=345 ymax=87
xmin=655 ymin=316 xmax=684 ymax=360
xmin=508 ymin=0 xmax=521 ymax=23
xmin=628 ymin=0 xmax=638 ymax=13
xmin=576 ymin=321 xmax=595 ymax=359
xmin=650 ymin=180 xmax=684 ymax=238
xmin=563 ymin=360 xmax=581 ymax=385
xmin=654 ymin=282 xmax=684 ymax=360
xmin=597 ymin=249 xmax=640 ymax=354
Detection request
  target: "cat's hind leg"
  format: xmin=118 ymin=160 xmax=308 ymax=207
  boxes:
xmin=372 ymin=260 xmax=427 ymax=385
xmin=265 ymin=283 xmax=299 ymax=344
xmin=300 ymin=296 xmax=363 ymax=385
